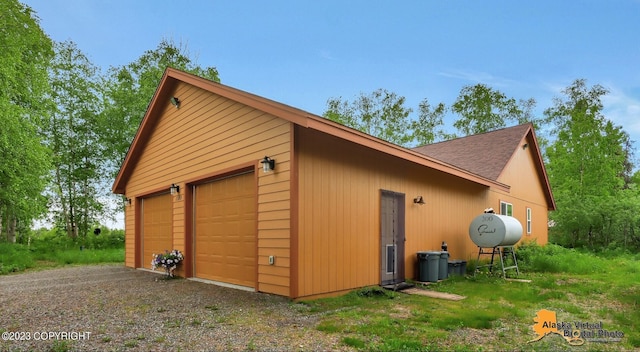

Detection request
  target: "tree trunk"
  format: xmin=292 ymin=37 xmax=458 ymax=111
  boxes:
xmin=7 ymin=215 xmax=16 ymax=243
xmin=0 ymin=207 xmax=4 ymax=242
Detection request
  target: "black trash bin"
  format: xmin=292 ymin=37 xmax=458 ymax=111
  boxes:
xmin=438 ymin=251 xmax=449 ymax=280
xmin=417 ymin=251 xmax=441 ymax=282
xmin=448 ymin=260 xmax=461 ymax=276
xmin=425 ymin=251 xmax=440 ymax=282
xmin=447 ymin=260 xmax=468 ymax=276
xmin=458 ymin=260 xmax=467 ymax=276
xmin=417 ymin=251 xmax=429 ymax=282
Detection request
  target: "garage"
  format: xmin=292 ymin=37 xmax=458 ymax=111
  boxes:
xmin=193 ymin=171 xmax=257 ymax=288
xmin=141 ymin=193 xmax=173 ymax=269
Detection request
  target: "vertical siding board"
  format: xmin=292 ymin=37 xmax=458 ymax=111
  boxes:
xmin=124 ymin=81 xmax=291 ymax=296
xmin=492 ymin=137 xmax=550 ymax=247
xmin=305 ymin=158 xmax=314 ymax=295
xmin=320 ymin=156 xmax=330 ymax=293
xmin=297 ymin=128 xmax=491 ymax=298
xmin=124 ymin=204 xmax=135 ymax=267
xmin=328 ymin=160 xmax=338 ymax=293
xmin=335 ymin=163 xmax=344 ymax=290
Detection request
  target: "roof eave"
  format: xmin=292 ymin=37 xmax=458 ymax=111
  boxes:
xmin=493 ymin=125 xmax=556 ymax=211
xmin=526 ymin=127 xmax=557 ymax=211
xmin=112 ymin=70 xmax=178 ymax=194
xmin=112 ymin=67 xmax=512 ymax=195
xmin=304 ymin=117 xmax=511 ymax=192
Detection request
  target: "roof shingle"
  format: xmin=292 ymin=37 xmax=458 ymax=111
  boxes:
xmin=412 ymin=124 xmax=532 ymax=181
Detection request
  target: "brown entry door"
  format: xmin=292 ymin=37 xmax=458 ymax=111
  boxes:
xmin=380 ymin=190 xmax=405 ymax=286
xmin=193 ymin=171 xmax=256 ymax=288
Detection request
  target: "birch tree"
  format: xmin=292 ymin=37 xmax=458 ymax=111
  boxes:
xmin=325 ymin=89 xmax=414 ymax=146
xmin=451 ymin=84 xmax=537 ymax=135
xmin=101 ymin=39 xmax=220 ymax=178
xmin=0 ymin=0 xmax=53 ymax=241
xmin=45 ymin=41 xmax=104 ymax=238
xmin=545 ymin=79 xmax=635 ymax=249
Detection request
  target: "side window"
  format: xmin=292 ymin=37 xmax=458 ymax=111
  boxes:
xmin=526 ymin=207 xmax=532 ymax=234
xmin=500 ymin=201 xmax=513 ymax=216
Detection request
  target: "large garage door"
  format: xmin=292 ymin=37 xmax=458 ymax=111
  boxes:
xmin=194 ymin=171 xmax=256 ymax=288
xmin=141 ymin=193 xmax=173 ymax=269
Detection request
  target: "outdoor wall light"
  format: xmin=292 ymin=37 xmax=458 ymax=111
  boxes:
xmin=413 ymin=196 xmax=426 ymax=205
xmin=124 ymin=197 xmax=132 ymax=206
xmin=170 ymin=183 xmax=180 ymax=195
xmin=261 ymin=156 xmax=275 ymax=173
xmin=170 ymin=96 xmax=181 ymax=108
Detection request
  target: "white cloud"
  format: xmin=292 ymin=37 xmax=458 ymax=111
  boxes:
xmin=319 ymin=49 xmax=336 ymax=61
xmin=602 ymin=85 xmax=640 ymax=140
xmin=437 ymin=69 xmax=517 ymax=88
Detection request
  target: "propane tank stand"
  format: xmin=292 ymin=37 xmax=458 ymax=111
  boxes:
xmin=474 ymin=245 xmax=519 ymax=278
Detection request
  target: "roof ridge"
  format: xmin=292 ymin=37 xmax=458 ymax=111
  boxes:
xmin=413 ymin=122 xmax=533 ymax=149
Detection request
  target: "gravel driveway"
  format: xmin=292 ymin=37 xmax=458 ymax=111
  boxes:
xmin=0 ymin=265 xmax=350 ymax=351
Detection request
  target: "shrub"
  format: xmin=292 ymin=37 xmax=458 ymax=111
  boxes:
xmin=516 ymin=242 xmax=607 ymax=274
xmin=0 ymin=243 xmax=36 ymax=274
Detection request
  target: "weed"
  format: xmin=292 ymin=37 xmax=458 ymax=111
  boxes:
xmin=246 ymin=338 xmax=257 ymax=351
xmin=165 ymin=319 xmax=182 ymax=328
xmin=124 ymin=340 xmax=138 ymax=348
xmin=316 ymin=321 xmax=345 ymax=333
xmin=356 ymin=286 xmax=395 ymax=299
xmin=379 ymin=338 xmax=424 ymax=351
xmin=342 ymin=336 xmax=366 ymax=348
xmin=50 ymin=340 xmax=71 ymax=352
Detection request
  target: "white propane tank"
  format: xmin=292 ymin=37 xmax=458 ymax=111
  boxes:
xmin=468 ymin=213 xmax=523 ymax=247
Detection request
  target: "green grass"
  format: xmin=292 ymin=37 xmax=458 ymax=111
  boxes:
xmin=0 ymin=243 xmax=36 ymax=273
xmin=0 ymin=232 xmax=124 ymax=274
xmin=34 ymin=247 xmax=124 ymax=265
xmin=304 ymin=244 xmax=640 ymax=351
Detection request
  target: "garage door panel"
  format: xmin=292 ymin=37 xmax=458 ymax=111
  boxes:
xmin=194 ymin=172 xmax=256 ymax=288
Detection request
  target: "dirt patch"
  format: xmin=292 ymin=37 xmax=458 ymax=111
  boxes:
xmin=402 ymin=287 xmax=466 ymax=301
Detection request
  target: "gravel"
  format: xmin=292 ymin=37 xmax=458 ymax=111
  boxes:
xmin=0 ymin=265 xmax=351 ymax=351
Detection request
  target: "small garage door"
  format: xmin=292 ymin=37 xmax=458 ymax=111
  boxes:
xmin=141 ymin=193 xmax=173 ymax=269
xmin=194 ymin=171 xmax=256 ymax=288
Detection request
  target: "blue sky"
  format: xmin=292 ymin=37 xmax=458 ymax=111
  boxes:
xmin=23 ymin=0 xmax=640 ymax=150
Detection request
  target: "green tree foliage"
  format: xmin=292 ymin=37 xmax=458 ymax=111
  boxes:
xmin=101 ymin=39 xmax=221 ymax=177
xmin=0 ymin=0 xmax=53 ymax=242
xmin=411 ymin=99 xmax=451 ymax=146
xmin=451 ymin=84 xmax=538 ymax=135
xmin=325 ymin=89 xmax=414 ymax=146
xmin=545 ymin=79 xmax=638 ymax=250
xmin=325 ymin=85 xmax=535 ymax=147
xmin=325 ymin=89 xmax=451 ymax=147
xmin=45 ymin=41 xmax=105 ymax=238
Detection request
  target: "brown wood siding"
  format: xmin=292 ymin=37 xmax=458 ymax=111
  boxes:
xmin=492 ymin=135 xmax=549 ymax=245
xmin=123 ymin=82 xmax=291 ymax=296
xmin=296 ymin=127 xmax=489 ymax=298
xmin=124 ymin=200 xmax=135 ymax=267
xmin=141 ymin=193 xmax=173 ymax=270
xmin=257 ymin=157 xmax=291 ymax=296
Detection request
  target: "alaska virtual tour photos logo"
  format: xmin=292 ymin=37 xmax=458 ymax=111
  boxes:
xmin=528 ymin=309 xmax=624 ymax=346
